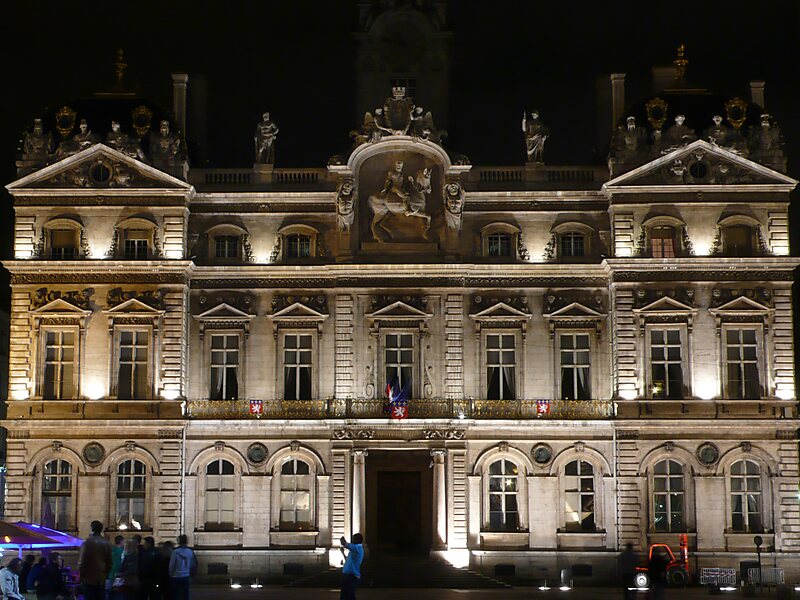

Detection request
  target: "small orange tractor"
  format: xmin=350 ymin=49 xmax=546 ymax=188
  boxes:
xmin=633 ymin=534 xmax=690 ymax=588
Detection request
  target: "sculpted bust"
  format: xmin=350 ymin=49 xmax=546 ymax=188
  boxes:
xmin=444 ymin=182 xmax=464 ymax=231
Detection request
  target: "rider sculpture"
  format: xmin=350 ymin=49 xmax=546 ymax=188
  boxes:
xmin=368 ymin=160 xmax=432 ymax=242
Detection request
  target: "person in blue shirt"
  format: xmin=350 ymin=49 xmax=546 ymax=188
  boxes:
xmin=339 ymin=533 xmax=364 ymax=600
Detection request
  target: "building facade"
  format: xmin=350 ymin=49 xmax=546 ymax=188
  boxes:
xmin=3 ymin=10 xmax=800 ymax=583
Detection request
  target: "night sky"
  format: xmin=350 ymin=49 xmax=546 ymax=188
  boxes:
xmin=1 ymin=0 xmax=799 ymax=311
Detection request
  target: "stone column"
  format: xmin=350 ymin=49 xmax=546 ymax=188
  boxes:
xmin=431 ymin=449 xmax=448 ymax=549
xmin=351 ymin=449 xmax=368 ymax=537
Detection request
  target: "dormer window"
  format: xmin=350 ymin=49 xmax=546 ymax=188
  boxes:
xmin=124 ymin=230 xmax=150 ymax=260
xmin=278 ymin=225 xmax=319 ymax=261
xmin=481 ymin=223 xmax=520 ymax=260
xmin=215 ymin=235 xmax=240 ymax=260
xmin=650 ymin=226 xmax=676 ymax=258
xmin=286 ymin=234 xmax=311 ymax=259
xmin=50 ymin=229 xmax=78 ymax=260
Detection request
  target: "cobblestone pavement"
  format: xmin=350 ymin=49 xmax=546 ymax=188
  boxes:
xmin=188 ymin=584 xmax=788 ymax=599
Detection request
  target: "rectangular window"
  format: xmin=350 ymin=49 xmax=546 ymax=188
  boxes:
xmin=117 ymin=330 xmax=149 ymax=400
xmin=280 ymin=460 xmax=312 ymax=530
xmin=214 ymin=236 xmax=239 ymax=259
xmin=560 ymin=233 xmax=585 ymax=258
xmin=384 ymin=333 xmax=413 ymax=394
xmin=286 ymin=235 xmax=311 ymax=258
xmin=116 ymin=460 xmax=146 ymax=530
xmin=42 ymin=330 xmax=76 ymax=399
xmin=650 ymin=329 xmax=683 ymax=399
xmin=124 ymin=232 xmax=149 ymax=260
xmin=651 ymin=227 xmax=676 ymax=258
xmin=725 ymin=328 xmax=760 ymax=399
xmin=50 ymin=229 xmax=77 ymax=259
xmin=486 ymin=333 xmax=515 ymax=400
xmin=210 ymin=334 xmax=239 ymax=400
xmin=283 ymin=333 xmax=312 ymax=400
xmin=488 ymin=233 xmax=512 ymax=257
xmin=560 ymin=333 xmax=591 ymax=400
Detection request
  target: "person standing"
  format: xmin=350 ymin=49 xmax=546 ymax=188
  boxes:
xmin=26 ymin=557 xmax=46 ymax=595
xmin=35 ymin=553 xmax=68 ymax=600
xmin=168 ymin=535 xmax=197 ymax=600
xmin=156 ymin=541 xmax=174 ymax=600
xmin=18 ymin=555 xmax=34 ymax=596
xmin=139 ymin=537 xmax=159 ymax=600
xmin=339 ymin=533 xmax=364 ymax=600
xmin=0 ymin=558 xmax=25 ymax=600
xmin=618 ymin=542 xmax=638 ymax=600
xmin=107 ymin=536 xmax=124 ymax=599
xmin=78 ymin=520 xmax=113 ymax=600
xmin=116 ymin=540 xmax=140 ymax=600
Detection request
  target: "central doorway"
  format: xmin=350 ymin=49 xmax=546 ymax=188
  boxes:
xmin=366 ymin=450 xmax=432 ymax=554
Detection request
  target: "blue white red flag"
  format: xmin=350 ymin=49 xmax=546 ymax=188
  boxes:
xmin=386 ymin=379 xmax=410 ymax=420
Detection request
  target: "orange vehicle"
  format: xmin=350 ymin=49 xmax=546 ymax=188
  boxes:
xmin=633 ymin=534 xmax=690 ymax=588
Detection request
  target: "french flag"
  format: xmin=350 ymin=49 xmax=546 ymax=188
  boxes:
xmin=386 ymin=379 xmax=410 ymax=420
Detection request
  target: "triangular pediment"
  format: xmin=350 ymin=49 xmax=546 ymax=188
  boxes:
xmin=469 ymin=301 xmax=531 ymax=320
xmin=194 ymin=302 xmax=253 ymax=320
xmin=632 ymin=296 xmax=696 ymax=314
xmin=30 ymin=298 xmax=90 ymax=315
xmin=605 ymin=140 xmax=797 ymax=189
xmin=103 ymin=298 xmax=165 ymax=315
xmin=270 ymin=301 xmax=328 ymax=320
xmin=544 ymin=301 xmax=605 ymax=319
xmin=366 ymin=300 xmax=432 ymax=320
xmin=710 ymin=296 xmax=772 ymax=313
xmin=6 ymin=144 xmax=193 ymax=191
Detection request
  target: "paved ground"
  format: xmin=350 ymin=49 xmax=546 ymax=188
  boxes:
xmin=187 ymin=584 xmax=789 ymax=598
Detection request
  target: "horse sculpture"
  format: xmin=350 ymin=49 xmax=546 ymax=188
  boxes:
xmin=368 ymin=163 xmax=432 ymax=242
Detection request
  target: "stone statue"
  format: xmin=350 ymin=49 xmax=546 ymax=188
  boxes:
xmin=150 ymin=120 xmax=181 ymax=162
xmin=106 ymin=120 xmax=145 ymax=160
xmin=609 ymin=116 xmax=646 ymax=165
xmin=56 ymin=118 xmax=98 ymax=159
xmin=254 ymin=112 xmax=279 ymax=164
xmin=336 ymin=179 xmax=356 ymax=232
xmin=749 ymin=113 xmax=786 ymax=171
xmin=350 ymin=112 xmax=382 ymax=147
xmin=22 ymin=118 xmax=53 ymax=163
xmin=413 ymin=108 xmax=447 ymax=145
xmin=661 ymin=114 xmax=696 ymax=152
xmin=444 ymin=182 xmax=464 ymax=231
xmin=367 ymin=161 xmax=432 ymax=241
xmin=522 ymin=110 xmax=549 ymax=163
xmin=704 ymin=115 xmax=729 ymax=147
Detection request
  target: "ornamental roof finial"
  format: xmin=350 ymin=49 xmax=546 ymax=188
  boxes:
xmin=674 ymin=43 xmax=688 ymax=80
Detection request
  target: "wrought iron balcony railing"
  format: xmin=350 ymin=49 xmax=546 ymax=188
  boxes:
xmin=185 ymin=398 xmax=615 ymax=420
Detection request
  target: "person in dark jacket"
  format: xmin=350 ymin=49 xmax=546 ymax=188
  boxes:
xmin=116 ymin=540 xmax=140 ymax=600
xmin=156 ymin=542 xmax=174 ymax=600
xmin=35 ymin=552 xmax=68 ymax=600
xmin=19 ymin=555 xmax=35 ymax=595
xmin=139 ymin=537 xmax=159 ymax=600
xmin=78 ymin=520 xmax=113 ymax=600
xmin=26 ymin=557 xmax=46 ymax=594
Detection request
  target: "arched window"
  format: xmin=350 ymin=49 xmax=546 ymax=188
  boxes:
xmin=487 ymin=459 xmax=519 ymax=531
xmin=278 ymin=225 xmax=319 ymax=261
xmin=488 ymin=233 xmax=512 ymax=257
xmin=730 ymin=459 xmax=762 ymax=533
xmin=650 ymin=226 xmax=677 ymax=258
xmin=564 ymin=459 xmax=595 ymax=532
xmin=42 ymin=459 xmax=72 ymax=530
xmin=205 ymin=224 xmax=248 ymax=263
xmin=481 ymin=223 xmax=520 ymax=259
xmin=205 ymin=459 xmax=235 ymax=530
xmin=42 ymin=218 xmax=83 ymax=260
xmin=653 ymin=460 xmax=684 ymax=532
xmin=721 ymin=225 xmax=755 ymax=256
xmin=215 ymin=235 xmax=240 ymax=260
xmin=286 ymin=234 xmax=311 ymax=258
xmin=280 ymin=459 xmax=312 ymax=531
xmin=116 ymin=459 xmax=146 ymax=530
xmin=116 ymin=218 xmax=158 ymax=260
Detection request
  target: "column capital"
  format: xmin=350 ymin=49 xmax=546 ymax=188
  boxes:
xmin=430 ymin=448 xmax=448 ymax=462
xmin=350 ymin=448 xmax=369 ymax=460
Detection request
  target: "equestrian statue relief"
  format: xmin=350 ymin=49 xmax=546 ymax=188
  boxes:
xmin=368 ymin=160 xmax=432 ymax=242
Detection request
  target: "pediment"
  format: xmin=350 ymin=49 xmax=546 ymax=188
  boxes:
xmin=710 ymin=296 xmax=773 ymax=314
xmin=270 ymin=302 xmax=329 ymax=321
xmin=605 ymin=140 xmax=797 ymax=190
xmin=103 ymin=298 xmax=165 ymax=315
xmin=366 ymin=300 xmax=433 ymax=320
xmin=632 ymin=296 xmax=696 ymax=314
xmin=544 ymin=302 xmax=605 ymax=319
xmin=6 ymin=144 xmax=193 ymax=191
xmin=194 ymin=302 xmax=254 ymax=321
xmin=469 ymin=301 xmax=532 ymax=320
xmin=30 ymin=298 xmax=90 ymax=316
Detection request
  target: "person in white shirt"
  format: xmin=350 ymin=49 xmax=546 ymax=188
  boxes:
xmin=0 ymin=558 xmax=25 ymax=600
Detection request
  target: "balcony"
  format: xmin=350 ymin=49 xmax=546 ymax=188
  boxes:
xmin=185 ymin=398 xmax=615 ymax=420
xmin=616 ymin=399 xmax=797 ymax=419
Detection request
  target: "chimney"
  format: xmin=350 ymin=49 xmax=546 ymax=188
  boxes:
xmin=171 ymin=73 xmax=189 ymax=135
xmin=749 ymin=80 xmax=766 ymax=107
xmin=610 ymin=73 xmax=626 ymax=128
